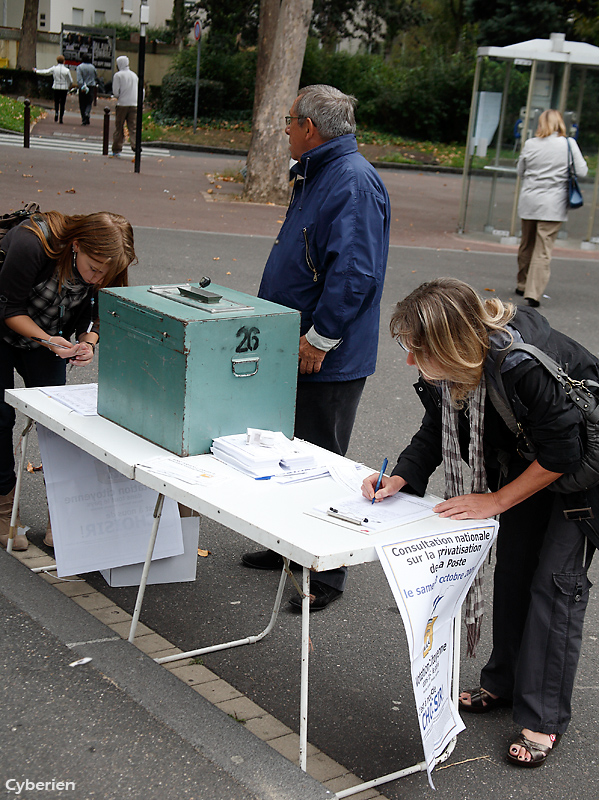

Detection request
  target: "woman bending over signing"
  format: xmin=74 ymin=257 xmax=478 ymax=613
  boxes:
xmin=362 ymin=278 xmax=599 ymax=769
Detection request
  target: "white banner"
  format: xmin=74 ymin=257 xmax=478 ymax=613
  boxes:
xmin=377 ymin=520 xmax=497 ymax=786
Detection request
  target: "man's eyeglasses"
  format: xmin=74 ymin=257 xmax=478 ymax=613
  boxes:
xmin=285 ymin=115 xmax=303 ymax=125
xmin=397 ymin=340 xmax=411 ymax=353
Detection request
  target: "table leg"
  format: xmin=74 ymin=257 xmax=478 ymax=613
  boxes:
xmin=128 ymin=492 xmax=165 ymax=642
xmin=299 ymin=566 xmax=310 ymax=771
xmin=7 ymin=418 xmax=33 ymax=554
xmin=155 ymin=561 xmax=288 ymax=664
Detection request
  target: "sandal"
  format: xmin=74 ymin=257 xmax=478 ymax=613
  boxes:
xmin=458 ymin=686 xmax=510 ymax=714
xmin=506 ymin=732 xmax=561 ymax=768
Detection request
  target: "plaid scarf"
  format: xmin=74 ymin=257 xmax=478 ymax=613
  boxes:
xmin=441 ymin=372 xmax=487 ymax=657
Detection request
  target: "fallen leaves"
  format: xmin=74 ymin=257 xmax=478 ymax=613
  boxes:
xmin=27 ymin=462 xmax=43 ymax=472
xmin=198 ymin=548 xmax=210 ymax=557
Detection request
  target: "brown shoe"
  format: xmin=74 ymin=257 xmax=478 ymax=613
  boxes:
xmin=0 ymin=487 xmax=29 ymax=551
xmin=43 ymin=518 xmax=54 ymax=548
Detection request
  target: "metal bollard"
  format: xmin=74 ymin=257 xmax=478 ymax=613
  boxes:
xmin=24 ymin=99 xmax=30 ymax=149
xmin=102 ymin=106 xmax=110 ymax=156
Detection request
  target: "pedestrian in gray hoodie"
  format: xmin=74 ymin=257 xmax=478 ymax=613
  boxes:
xmin=111 ymin=55 xmax=139 ymax=157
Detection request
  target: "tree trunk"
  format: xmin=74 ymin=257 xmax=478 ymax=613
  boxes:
xmin=16 ymin=0 xmax=39 ymax=71
xmin=243 ymin=0 xmax=314 ymax=205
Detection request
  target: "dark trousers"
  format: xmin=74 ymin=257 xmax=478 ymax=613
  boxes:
xmin=78 ymin=89 xmax=92 ymax=123
xmin=480 ymin=460 xmax=595 ymax=734
xmin=0 ymin=342 xmax=66 ymax=495
xmin=53 ymin=90 xmax=68 ymax=121
xmin=293 ymin=377 xmax=366 ymax=591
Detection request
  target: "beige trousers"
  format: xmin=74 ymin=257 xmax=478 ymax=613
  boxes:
xmin=112 ymin=105 xmax=137 ymax=154
xmin=517 ymin=219 xmax=562 ymax=302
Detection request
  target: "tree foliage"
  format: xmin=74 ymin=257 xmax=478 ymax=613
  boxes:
xmin=465 ymin=0 xmax=599 ymax=47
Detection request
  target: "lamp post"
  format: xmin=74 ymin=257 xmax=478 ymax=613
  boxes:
xmin=134 ymin=0 xmax=149 ymax=174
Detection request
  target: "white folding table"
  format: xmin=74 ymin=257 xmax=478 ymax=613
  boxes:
xmin=6 ymin=387 xmax=481 ymax=797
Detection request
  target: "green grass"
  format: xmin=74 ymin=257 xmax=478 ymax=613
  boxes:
xmin=0 ymin=94 xmax=44 ymax=132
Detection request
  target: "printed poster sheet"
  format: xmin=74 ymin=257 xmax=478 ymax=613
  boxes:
xmin=376 ymin=520 xmax=498 ymax=786
xmin=38 ymin=425 xmax=184 ymax=577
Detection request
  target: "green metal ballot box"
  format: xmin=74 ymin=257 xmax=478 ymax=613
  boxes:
xmin=97 ymin=283 xmax=300 ymax=456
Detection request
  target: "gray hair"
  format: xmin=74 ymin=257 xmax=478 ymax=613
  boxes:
xmin=295 ymin=85 xmax=356 ymax=139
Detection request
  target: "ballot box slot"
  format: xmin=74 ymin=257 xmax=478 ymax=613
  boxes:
xmin=148 ymin=284 xmax=254 ymax=315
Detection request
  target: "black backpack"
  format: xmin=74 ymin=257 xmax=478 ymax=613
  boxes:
xmin=0 ymin=202 xmax=40 ymax=247
xmin=0 ymin=203 xmax=41 ymax=265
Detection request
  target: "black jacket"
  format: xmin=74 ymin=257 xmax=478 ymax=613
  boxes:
xmin=391 ymin=307 xmax=599 ymax=496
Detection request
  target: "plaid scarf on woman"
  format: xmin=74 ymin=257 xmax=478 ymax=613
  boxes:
xmin=441 ymin=372 xmax=487 ymax=657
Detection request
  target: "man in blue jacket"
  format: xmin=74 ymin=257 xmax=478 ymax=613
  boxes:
xmin=242 ymin=84 xmax=390 ymax=610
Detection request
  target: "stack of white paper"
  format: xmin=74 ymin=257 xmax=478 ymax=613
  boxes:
xmin=211 ymin=431 xmax=317 ymax=478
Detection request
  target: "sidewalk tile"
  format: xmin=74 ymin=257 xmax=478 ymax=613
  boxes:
xmin=89 ymin=605 xmax=132 ymax=624
xmin=306 ymin=751 xmax=347 ymax=782
xmin=131 ymin=632 xmax=173 ymax=654
xmin=193 ymin=678 xmax=242 ymax=703
xmin=216 ymin=696 xmax=265 ymax=721
xmin=53 ymin=579 xmax=90 ymax=596
xmin=108 ymin=619 xmax=153 ymax=638
xmin=71 ymin=592 xmax=116 ymax=611
xmin=167 ymin=663 xmax=219 ymax=686
xmin=245 ymin=714 xmax=294 ymax=741
xmin=267 ymin=732 xmax=318 ymax=763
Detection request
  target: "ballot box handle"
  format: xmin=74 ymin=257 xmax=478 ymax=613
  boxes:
xmin=231 ymin=356 xmax=260 ymax=378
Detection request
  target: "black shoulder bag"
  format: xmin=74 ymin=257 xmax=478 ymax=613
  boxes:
xmin=488 ymin=342 xmax=599 ymax=493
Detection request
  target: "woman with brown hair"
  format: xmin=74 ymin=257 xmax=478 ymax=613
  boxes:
xmin=363 ymin=277 xmax=599 ymax=768
xmin=34 ymin=55 xmax=73 ymax=124
xmin=0 ymin=211 xmax=136 ymax=550
xmin=516 ymin=109 xmax=587 ymax=307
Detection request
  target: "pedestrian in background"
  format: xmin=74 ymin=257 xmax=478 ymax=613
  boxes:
xmin=516 ymin=109 xmax=587 ymax=307
xmin=76 ymin=54 xmax=97 ymax=126
xmin=34 ymin=55 xmax=72 ymax=124
xmin=111 ymin=56 xmax=139 ymax=158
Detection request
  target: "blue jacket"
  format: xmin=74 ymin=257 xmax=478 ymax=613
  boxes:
xmin=258 ymin=134 xmax=390 ymax=382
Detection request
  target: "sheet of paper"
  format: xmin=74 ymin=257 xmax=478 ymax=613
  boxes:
xmin=38 ymin=425 xmax=184 ymax=576
xmin=307 ymin=491 xmax=436 ymax=534
xmin=41 ymin=383 xmax=98 ymax=415
xmin=327 ymin=460 xmax=373 ymax=493
xmin=137 ymin=455 xmax=232 ymax=485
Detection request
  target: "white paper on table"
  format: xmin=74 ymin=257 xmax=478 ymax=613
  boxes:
xmin=40 ymin=383 xmax=98 ymax=415
xmin=137 ymin=454 xmax=233 ymax=485
xmin=307 ymin=491 xmax=436 ymax=534
xmin=38 ymin=425 xmax=183 ymax=577
xmin=327 ymin=460 xmax=373 ymax=494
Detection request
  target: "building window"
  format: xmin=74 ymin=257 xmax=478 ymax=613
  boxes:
xmin=94 ymin=10 xmax=106 ymax=25
xmin=39 ymin=13 xmax=46 ymax=28
xmin=72 ymin=8 xmax=84 ymax=25
xmin=122 ymin=0 xmax=134 ymax=14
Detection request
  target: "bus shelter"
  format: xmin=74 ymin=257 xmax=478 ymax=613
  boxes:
xmin=457 ymin=33 xmax=599 ymax=249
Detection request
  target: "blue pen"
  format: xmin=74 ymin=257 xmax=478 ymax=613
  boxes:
xmin=372 ymin=457 xmax=388 ymax=504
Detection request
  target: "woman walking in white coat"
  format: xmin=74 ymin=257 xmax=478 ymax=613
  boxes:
xmin=516 ymin=109 xmax=587 ymax=307
xmin=34 ymin=55 xmax=73 ymax=124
